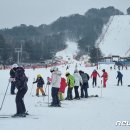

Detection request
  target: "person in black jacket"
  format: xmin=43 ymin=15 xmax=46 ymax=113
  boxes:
xmin=116 ymin=71 xmax=123 ymax=86
xmin=33 ymin=74 xmax=45 ymax=96
xmin=9 ymin=64 xmax=18 ymax=94
xmin=12 ymin=67 xmax=28 ymax=117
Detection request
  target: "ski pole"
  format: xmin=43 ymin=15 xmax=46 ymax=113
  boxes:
xmin=30 ymin=78 xmax=35 ymax=95
xmin=43 ymin=84 xmax=48 ymax=101
xmin=0 ymin=82 xmax=10 ymax=111
xmin=44 ymin=84 xmax=48 ymax=95
xmin=101 ymin=79 xmax=103 ymax=97
xmin=48 ymin=84 xmax=49 ymax=107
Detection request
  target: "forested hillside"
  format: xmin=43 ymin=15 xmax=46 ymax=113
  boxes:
xmin=0 ymin=6 xmax=123 ymax=64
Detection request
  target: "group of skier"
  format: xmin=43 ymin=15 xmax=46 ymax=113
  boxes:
xmin=8 ymin=63 xmax=124 ymax=117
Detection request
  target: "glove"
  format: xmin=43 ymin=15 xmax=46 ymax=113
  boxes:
xmin=9 ymin=78 xmax=15 ymax=82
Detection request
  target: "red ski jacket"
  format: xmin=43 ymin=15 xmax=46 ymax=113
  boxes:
xmin=91 ymin=71 xmax=100 ymax=78
xmin=102 ymin=72 xmax=108 ymax=80
xmin=59 ymin=78 xmax=67 ymax=93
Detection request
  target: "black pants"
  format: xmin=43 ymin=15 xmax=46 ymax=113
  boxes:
xmin=51 ymin=87 xmax=60 ymax=105
xmin=15 ymin=87 xmax=28 ymax=114
xmin=117 ymin=78 xmax=122 ymax=86
xmin=92 ymin=77 xmax=97 ymax=87
xmin=11 ymin=82 xmax=15 ymax=94
xmin=66 ymin=87 xmax=73 ymax=100
xmin=74 ymin=86 xmax=80 ymax=98
xmin=81 ymin=83 xmax=88 ymax=98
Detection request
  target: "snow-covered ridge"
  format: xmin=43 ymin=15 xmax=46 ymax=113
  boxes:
xmin=99 ymin=15 xmax=130 ymax=57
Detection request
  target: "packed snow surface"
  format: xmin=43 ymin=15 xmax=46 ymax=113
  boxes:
xmin=0 ymin=63 xmax=130 ymax=130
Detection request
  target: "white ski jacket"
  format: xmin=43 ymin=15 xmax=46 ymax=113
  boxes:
xmin=51 ymin=70 xmax=62 ymax=88
xmin=73 ymin=72 xmax=83 ymax=86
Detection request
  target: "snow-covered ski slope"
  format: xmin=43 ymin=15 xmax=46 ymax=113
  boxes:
xmin=56 ymin=41 xmax=79 ymax=61
xmin=99 ymin=15 xmax=130 ymax=57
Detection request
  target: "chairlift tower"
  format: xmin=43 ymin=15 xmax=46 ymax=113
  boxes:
xmin=15 ymin=44 xmax=23 ymax=65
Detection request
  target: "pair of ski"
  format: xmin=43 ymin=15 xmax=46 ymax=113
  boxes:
xmin=0 ymin=114 xmax=39 ymax=119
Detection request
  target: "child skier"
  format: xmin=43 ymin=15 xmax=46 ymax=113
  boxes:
xmin=33 ymin=74 xmax=45 ymax=96
xmin=58 ymin=77 xmax=67 ymax=101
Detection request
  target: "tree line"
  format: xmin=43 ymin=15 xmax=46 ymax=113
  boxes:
xmin=0 ymin=6 xmax=124 ymax=64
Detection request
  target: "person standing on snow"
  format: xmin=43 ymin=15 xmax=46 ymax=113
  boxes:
xmin=91 ymin=69 xmax=100 ymax=87
xmin=116 ymin=71 xmax=123 ymax=86
xmin=50 ymin=66 xmax=61 ymax=107
xmin=33 ymin=74 xmax=46 ymax=96
xmin=79 ymin=70 xmax=89 ymax=98
xmin=58 ymin=77 xmax=67 ymax=101
xmin=11 ymin=67 xmax=28 ymax=117
xmin=73 ymin=70 xmax=83 ymax=99
xmin=101 ymin=69 xmax=108 ymax=88
xmin=65 ymin=72 xmax=75 ymax=100
xmin=9 ymin=64 xmax=18 ymax=95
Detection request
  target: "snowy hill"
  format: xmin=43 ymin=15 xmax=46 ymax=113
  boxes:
xmin=56 ymin=41 xmax=79 ymax=62
xmin=0 ymin=25 xmax=130 ymax=130
xmin=99 ymin=15 xmax=130 ymax=57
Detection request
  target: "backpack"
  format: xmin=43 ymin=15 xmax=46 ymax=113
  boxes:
xmin=81 ymin=73 xmax=89 ymax=83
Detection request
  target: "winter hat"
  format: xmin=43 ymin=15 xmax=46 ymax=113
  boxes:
xmin=65 ymin=72 xmax=70 ymax=77
xmin=37 ymin=74 xmax=42 ymax=78
xmin=102 ymin=69 xmax=105 ymax=72
xmin=79 ymin=70 xmax=84 ymax=74
xmin=12 ymin=64 xmax=18 ymax=68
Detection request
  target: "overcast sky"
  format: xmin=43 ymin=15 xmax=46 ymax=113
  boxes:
xmin=0 ymin=0 xmax=130 ymax=29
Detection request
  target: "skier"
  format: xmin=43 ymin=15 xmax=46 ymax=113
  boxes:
xmin=91 ymin=69 xmax=100 ymax=87
xmin=9 ymin=64 xmax=18 ymax=95
xmin=50 ymin=66 xmax=61 ymax=107
xmin=66 ymin=65 xmax=69 ymax=70
xmin=101 ymin=69 xmax=108 ymax=88
xmin=47 ymin=77 xmax=52 ymax=85
xmin=65 ymin=72 xmax=75 ymax=100
xmin=79 ymin=70 xmax=89 ymax=98
xmin=33 ymin=74 xmax=45 ymax=96
xmin=58 ymin=77 xmax=67 ymax=101
xmin=116 ymin=71 xmax=123 ymax=86
xmin=11 ymin=67 xmax=28 ymax=117
xmin=110 ymin=66 xmax=112 ymax=70
xmin=73 ymin=69 xmax=83 ymax=99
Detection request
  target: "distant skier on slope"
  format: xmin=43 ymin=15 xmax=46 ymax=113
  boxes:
xmin=91 ymin=69 xmax=100 ymax=87
xmin=101 ymin=69 xmax=108 ymax=88
xmin=116 ymin=71 xmax=123 ymax=86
